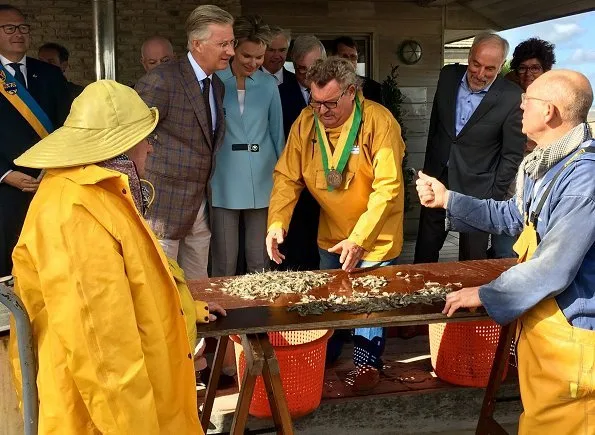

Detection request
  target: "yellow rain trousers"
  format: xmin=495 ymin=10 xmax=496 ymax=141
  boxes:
xmin=9 ymin=165 xmax=208 ymax=434
xmin=513 ymin=223 xmax=595 ymax=434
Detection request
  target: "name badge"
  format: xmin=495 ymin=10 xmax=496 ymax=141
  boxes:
xmin=351 ymin=145 xmax=360 ymax=155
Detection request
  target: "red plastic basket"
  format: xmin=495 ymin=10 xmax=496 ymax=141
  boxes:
xmin=231 ymin=330 xmax=332 ymax=419
xmin=429 ymin=320 xmax=509 ymax=387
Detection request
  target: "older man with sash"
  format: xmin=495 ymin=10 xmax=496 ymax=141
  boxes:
xmin=417 ymin=70 xmax=595 ymax=433
xmin=267 ymin=57 xmax=406 ymax=390
xmin=0 ymin=4 xmax=70 ymax=277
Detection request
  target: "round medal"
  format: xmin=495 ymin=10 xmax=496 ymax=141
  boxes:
xmin=326 ymin=169 xmax=343 ymax=188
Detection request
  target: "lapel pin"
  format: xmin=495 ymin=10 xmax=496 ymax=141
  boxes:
xmin=32 ymin=74 xmax=37 ymax=78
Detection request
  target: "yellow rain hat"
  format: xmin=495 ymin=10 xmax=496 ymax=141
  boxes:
xmin=14 ymin=80 xmax=159 ymax=169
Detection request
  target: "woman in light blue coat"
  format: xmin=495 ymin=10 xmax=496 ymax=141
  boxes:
xmin=211 ymin=15 xmax=285 ymax=276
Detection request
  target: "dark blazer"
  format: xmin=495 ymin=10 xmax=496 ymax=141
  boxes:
xmin=278 ymin=70 xmax=307 ymax=139
xmin=361 ymin=76 xmax=383 ymax=104
xmin=423 ymin=63 xmax=525 ymax=200
xmin=0 ymin=57 xmax=71 ymax=275
xmin=277 ymin=68 xmax=319 ymax=271
xmin=135 ymin=55 xmax=225 ymax=240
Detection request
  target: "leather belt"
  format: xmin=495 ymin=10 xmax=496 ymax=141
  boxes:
xmin=232 ymin=144 xmax=259 ymax=152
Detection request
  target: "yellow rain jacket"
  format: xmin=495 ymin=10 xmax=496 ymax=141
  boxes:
xmin=10 ymin=165 xmax=208 ymax=434
xmin=268 ymin=96 xmax=405 ymax=261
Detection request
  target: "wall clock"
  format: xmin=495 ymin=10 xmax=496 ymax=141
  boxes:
xmin=398 ymin=40 xmax=423 ymax=65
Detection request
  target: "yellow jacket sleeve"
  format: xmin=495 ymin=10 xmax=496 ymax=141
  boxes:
xmin=30 ymin=202 xmax=160 ymax=433
xmin=267 ymin=123 xmax=306 ymax=232
xmin=348 ymin=118 xmax=405 ymax=251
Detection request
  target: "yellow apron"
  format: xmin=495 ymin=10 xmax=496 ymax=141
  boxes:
xmin=513 ymin=219 xmax=595 ymax=434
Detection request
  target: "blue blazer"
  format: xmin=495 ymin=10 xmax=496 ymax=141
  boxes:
xmin=211 ymin=67 xmax=285 ymax=209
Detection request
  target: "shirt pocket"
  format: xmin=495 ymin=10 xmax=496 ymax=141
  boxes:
xmin=315 ymin=170 xmax=356 ymax=190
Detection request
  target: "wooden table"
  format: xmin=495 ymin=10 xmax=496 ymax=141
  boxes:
xmin=191 ymin=259 xmax=517 ymax=435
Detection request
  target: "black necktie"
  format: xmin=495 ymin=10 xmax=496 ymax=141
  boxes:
xmin=202 ymin=77 xmax=213 ymax=139
xmin=8 ymin=62 xmax=26 ymax=87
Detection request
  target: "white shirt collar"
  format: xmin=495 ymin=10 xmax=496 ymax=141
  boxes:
xmin=262 ymin=66 xmax=284 ymax=84
xmin=0 ymin=54 xmax=26 ymax=69
xmin=187 ymin=52 xmax=212 ymax=83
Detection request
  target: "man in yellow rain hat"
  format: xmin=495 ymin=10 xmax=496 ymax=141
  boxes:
xmin=10 ymin=80 xmax=224 ymax=434
xmin=417 ymin=70 xmax=594 ymax=433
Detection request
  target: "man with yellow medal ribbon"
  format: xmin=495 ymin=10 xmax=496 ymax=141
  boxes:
xmin=266 ymin=56 xmax=406 ymax=390
xmin=417 ymin=70 xmax=595 ymax=434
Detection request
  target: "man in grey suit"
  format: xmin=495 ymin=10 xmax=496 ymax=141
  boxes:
xmin=136 ymin=5 xmax=234 ymax=279
xmin=415 ymin=32 xmax=525 ymax=263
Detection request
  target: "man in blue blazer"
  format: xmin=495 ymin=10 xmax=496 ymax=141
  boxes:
xmin=0 ymin=4 xmax=70 ymax=276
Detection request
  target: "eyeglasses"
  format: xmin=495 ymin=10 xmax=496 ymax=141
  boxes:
xmin=295 ymin=63 xmax=309 ymax=75
xmin=203 ymin=38 xmax=237 ymax=50
xmin=521 ymin=93 xmax=550 ymax=104
xmin=0 ymin=24 xmax=30 ymax=35
xmin=517 ymin=64 xmax=543 ymax=75
xmin=309 ymin=89 xmax=348 ymax=110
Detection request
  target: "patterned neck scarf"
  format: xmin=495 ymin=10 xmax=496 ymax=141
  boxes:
xmin=515 ymin=123 xmax=592 ymax=213
xmin=97 ymin=155 xmax=151 ymax=215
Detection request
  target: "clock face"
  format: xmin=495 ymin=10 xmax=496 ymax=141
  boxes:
xmin=399 ymin=40 xmax=422 ymax=65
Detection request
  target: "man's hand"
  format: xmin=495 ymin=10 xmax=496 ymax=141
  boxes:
xmin=416 ymin=171 xmax=449 ymax=209
xmin=328 ymin=240 xmax=365 ymax=272
xmin=266 ymin=228 xmax=286 ymax=264
xmin=442 ymin=286 xmax=483 ymax=317
xmin=207 ymin=302 xmax=227 ymax=322
xmin=3 ymin=171 xmax=40 ymax=193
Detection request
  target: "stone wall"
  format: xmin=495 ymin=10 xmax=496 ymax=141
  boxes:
xmin=11 ymin=0 xmax=241 ymax=86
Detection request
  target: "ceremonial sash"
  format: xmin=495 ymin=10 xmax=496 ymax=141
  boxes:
xmin=314 ymin=95 xmax=362 ymax=191
xmin=0 ymin=63 xmax=53 ymax=138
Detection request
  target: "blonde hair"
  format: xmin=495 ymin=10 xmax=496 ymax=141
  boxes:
xmin=185 ymin=5 xmax=234 ymax=50
xmin=233 ymin=15 xmax=272 ymax=47
xmin=306 ymin=56 xmax=362 ymax=90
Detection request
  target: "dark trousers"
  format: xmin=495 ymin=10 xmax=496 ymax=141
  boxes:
xmin=0 ymin=185 xmax=32 ymax=277
xmin=277 ymin=189 xmax=320 ymax=271
xmin=414 ymin=168 xmax=489 ymax=263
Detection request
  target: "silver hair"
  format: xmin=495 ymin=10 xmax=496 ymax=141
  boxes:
xmin=291 ymin=35 xmax=326 ymax=63
xmin=269 ymin=25 xmax=291 ymax=46
xmin=306 ymin=56 xmax=362 ymax=90
xmin=185 ymin=5 xmax=234 ymax=50
xmin=471 ymin=32 xmax=510 ymax=61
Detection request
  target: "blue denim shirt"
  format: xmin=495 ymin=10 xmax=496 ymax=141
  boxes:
xmin=445 ymin=142 xmax=595 ymax=329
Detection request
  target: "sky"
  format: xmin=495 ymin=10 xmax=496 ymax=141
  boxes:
xmin=498 ymin=10 xmax=595 ymax=116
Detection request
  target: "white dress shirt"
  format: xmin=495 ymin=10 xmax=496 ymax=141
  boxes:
xmin=299 ymin=83 xmax=310 ymax=105
xmin=262 ymin=66 xmax=284 ymax=85
xmin=0 ymin=54 xmax=27 ymax=87
xmin=237 ymin=89 xmax=246 ymax=115
xmin=0 ymin=54 xmax=28 ymax=183
xmin=187 ymin=52 xmax=217 ymax=132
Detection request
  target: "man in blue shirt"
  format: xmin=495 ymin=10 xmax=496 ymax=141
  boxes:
xmin=415 ymin=32 xmax=525 ymax=263
xmin=417 ymin=69 xmax=594 ymax=433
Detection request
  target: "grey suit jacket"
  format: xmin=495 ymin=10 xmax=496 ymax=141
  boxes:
xmin=423 ymin=63 xmax=525 ymax=200
xmin=135 ymin=55 xmax=225 ymax=239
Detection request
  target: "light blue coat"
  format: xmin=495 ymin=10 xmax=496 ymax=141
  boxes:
xmin=211 ymin=67 xmax=285 ymax=209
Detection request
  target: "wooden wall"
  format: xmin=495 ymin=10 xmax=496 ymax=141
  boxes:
xmin=0 ymin=334 xmax=23 ymax=435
